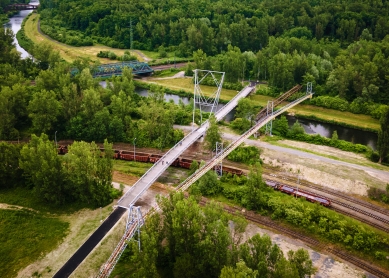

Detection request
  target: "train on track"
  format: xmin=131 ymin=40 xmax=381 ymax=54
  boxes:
xmin=57 ymin=145 xmax=330 ymax=206
xmin=265 ymin=180 xmax=331 ymax=207
xmin=57 ymin=146 xmax=244 ymax=176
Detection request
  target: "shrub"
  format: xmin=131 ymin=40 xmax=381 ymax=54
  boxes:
xmin=227 ymin=145 xmax=261 ymax=165
xmin=309 ymin=96 xmax=349 ymax=111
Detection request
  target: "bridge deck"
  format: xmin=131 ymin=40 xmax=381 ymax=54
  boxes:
xmin=53 ymin=84 xmax=254 ymax=278
xmin=117 ymin=85 xmax=255 ymax=207
xmin=97 ymin=88 xmax=312 ymax=278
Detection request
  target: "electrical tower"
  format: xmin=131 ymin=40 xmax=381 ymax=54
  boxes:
xmin=192 ymin=70 xmax=225 ymax=128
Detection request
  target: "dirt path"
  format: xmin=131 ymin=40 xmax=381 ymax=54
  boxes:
xmin=0 ymin=203 xmax=36 ymax=211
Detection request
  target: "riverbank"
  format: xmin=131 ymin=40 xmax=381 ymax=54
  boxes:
xmin=23 ymin=13 xmax=144 ymax=63
xmin=140 ymin=77 xmax=381 ymax=132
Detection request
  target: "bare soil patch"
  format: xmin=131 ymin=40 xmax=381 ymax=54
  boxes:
xmin=244 ymin=223 xmax=366 ymax=278
xmin=261 ymin=149 xmax=372 ymax=196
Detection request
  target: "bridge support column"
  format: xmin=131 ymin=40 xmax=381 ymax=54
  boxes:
xmin=127 ymin=205 xmax=144 ymax=251
xmin=265 ymin=101 xmax=274 ymax=136
xmin=214 ymin=142 xmax=223 ymax=177
xmin=306 ymin=82 xmax=313 ymax=94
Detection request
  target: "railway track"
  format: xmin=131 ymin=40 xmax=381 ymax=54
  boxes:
xmin=265 ymin=169 xmax=389 ymax=217
xmin=198 ymin=198 xmax=389 ymax=278
xmin=331 ymin=206 xmax=389 ymax=233
xmin=263 ymin=171 xmax=389 ymax=232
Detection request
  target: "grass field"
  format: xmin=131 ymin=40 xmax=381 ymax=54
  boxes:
xmin=144 ymin=78 xmax=255 ymax=101
xmin=24 ymin=14 xmax=144 ymax=63
xmin=0 ymin=195 xmax=69 ymax=278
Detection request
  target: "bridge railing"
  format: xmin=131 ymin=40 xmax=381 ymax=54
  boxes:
xmin=177 ymin=92 xmax=313 ymax=192
xmin=117 ymin=84 xmax=255 ymax=206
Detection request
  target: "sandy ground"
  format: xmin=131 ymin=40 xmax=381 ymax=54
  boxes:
xmin=243 ymin=223 xmax=368 ymax=278
xmin=259 ymin=139 xmax=389 ymax=196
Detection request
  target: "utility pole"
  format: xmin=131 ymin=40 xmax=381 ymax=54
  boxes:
xmin=133 ymin=138 xmax=136 ymax=161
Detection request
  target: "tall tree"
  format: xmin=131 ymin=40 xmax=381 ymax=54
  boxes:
xmin=63 ymin=139 xmax=113 ymax=206
xmin=0 ymin=142 xmax=24 ymax=189
xmin=19 ymin=134 xmax=66 ymax=204
xmin=27 ymin=89 xmax=62 ymax=135
xmin=205 ymin=114 xmax=221 ymax=151
xmin=378 ymin=107 xmax=389 ymax=164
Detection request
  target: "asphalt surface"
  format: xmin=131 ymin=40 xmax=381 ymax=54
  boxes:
xmin=53 ymin=207 xmax=126 ymax=278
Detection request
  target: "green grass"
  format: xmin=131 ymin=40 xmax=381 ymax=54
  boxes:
xmin=24 ymin=14 xmax=144 ymax=63
xmin=113 ymin=160 xmax=154 ymax=177
xmin=143 ymin=78 xmax=246 ymax=101
xmin=0 ymin=209 xmax=68 ymax=278
xmin=0 ymin=187 xmax=94 ymax=214
xmin=153 ymin=68 xmax=182 ymax=77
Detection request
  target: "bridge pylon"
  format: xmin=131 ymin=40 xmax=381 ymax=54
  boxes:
xmin=265 ymin=100 xmax=274 ymax=136
xmin=214 ymin=142 xmax=223 ymax=176
xmin=192 ymin=70 xmax=225 ymax=128
xmin=127 ymin=205 xmax=144 ymax=251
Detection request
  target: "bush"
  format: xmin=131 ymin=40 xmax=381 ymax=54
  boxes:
xmin=227 ymin=145 xmax=261 ymax=165
xmin=309 ymin=96 xmax=349 ymax=111
xmin=230 ymin=118 xmax=251 ymax=133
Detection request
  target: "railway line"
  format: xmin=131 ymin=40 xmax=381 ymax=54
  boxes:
xmin=263 ymin=169 xmax=389 ymax=231
xmin=264 ymin=174 xmax=389 ymax=234
xmin=266 ymin=169 xmax=389 ymax=217
xmin=198 ymin=198 xmax=389 ymax=278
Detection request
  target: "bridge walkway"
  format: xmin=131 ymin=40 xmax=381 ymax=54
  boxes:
xmin=53 ymin=84 xmax=255 ymax=278
xmin=117 ymin=84 xmax=256 ymax=208
xmin=97 ymin=87 xmax=312 ymax=278
xmin=178 ymin=92 xmax=313 ymax=192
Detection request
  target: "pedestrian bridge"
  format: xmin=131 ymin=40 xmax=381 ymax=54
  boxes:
xmin=116 ymin=84 xmax=256 ymax=208
xmin=53 ymin=83 xmax=256 ymax=278
xmin=97 ymin=85 xmax=313 ymax=278
xmin=55 ymin=83 xmax=312 ymax=278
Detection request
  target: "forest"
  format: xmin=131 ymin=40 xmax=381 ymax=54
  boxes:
xmin=113 ymin=191 xmax=314 ymax=278
xmin=38 ymin=0 xmax=389 ymax=114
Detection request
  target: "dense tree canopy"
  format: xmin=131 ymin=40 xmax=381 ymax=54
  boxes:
xmin=18 ymin=135 xmax=115 ymax=206
xmin=118 ymin=192 xmax=314 ymax=278
xmin=0 ymin=28 xmax=188 ymax=147
xmin=39 ymin=0 xmax=389 ymax=52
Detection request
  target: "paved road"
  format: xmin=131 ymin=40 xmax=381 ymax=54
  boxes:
xmin=117 ymin=85 xmax=255 ymax=208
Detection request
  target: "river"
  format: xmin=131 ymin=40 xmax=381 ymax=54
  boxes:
xmin=3 ymin=0 xmax=39 ymax=58
xmin=134 ymin=87 xmax=378 ymax=149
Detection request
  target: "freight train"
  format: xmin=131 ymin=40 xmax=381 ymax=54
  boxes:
xmin=57 ymin=146 xmax=244 ymax=176
xmin=57 ymin=146 xmax=330 ymax=206
xmin=265 ymin=180 xmax=331 ymax=207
